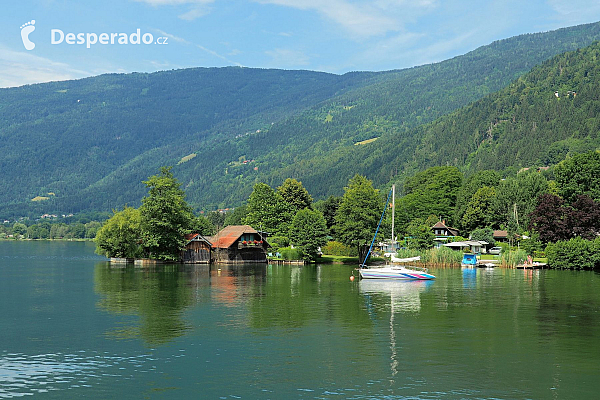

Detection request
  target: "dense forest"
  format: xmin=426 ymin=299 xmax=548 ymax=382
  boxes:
xmin=2 ymin=21 xmax=600 ymax=218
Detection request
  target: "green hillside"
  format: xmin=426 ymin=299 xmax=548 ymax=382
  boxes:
xmin=2 ymin=21 xmax=600 ymax=217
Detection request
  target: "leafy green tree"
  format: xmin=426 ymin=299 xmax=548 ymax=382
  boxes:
xmin=455 ymin=170 xmax=500 ymax=228
xmin=334 ymin=175 xmax=383 ymax=262
xmin=469 ymin=227 xmax=495 ymax=246
xmin=277 ymin=178 xmax=313 ymax=214
xmin=461 ymin=186 xmax=497 ymax=232
xmin=95 ymin=207 xmax=142 ymax=258
xmin=406 ymin=218 xmax=435 ymax=250
xmin=492 ymin=171 xmax=548 ymax=229
xmin=193 ymin=215 xmax=215 ymax=236
xmin=224 ymin=205 xmax=248 ymax=226
xmin=555 ymin=151 xmax=600 ymax=202
xmin=139 ymin=167 xmax=196 ymax=261
xmin=244 ymin=183 xmax=288 ymax=235
xmin=205 ymin=211 xmax=225 ymax=231
xmin=396 ymin=166 xmax=463 ymax=231
xmin=12 ymin=222 xmax=27 ymax=237
xmin=290 ymin=208 xmax=328 ymax=262
xmin=314 ymin=195 xmax=342 ymax=235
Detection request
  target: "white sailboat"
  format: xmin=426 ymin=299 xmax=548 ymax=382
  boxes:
xmin=359 ymin=184 xmax=435 ymax=280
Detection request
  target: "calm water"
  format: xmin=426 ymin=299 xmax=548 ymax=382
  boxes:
xmin=1 ymin=241 xmax=599 ymax=399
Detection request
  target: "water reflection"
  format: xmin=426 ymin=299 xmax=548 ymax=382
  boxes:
xmin=359 ymin=279 xmax=432 ymax=313
xmin=94 ymin=263 xmax=200 ymax=346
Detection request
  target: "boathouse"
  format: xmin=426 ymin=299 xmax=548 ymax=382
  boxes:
xmin=209 ymin=225 xmax=269 ymax=263
xmin=181 ymin=233 xmax=212 ymax=263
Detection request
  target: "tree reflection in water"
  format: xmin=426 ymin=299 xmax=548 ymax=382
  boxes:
xmin=94 ymin=263 xmax=208 ymax=346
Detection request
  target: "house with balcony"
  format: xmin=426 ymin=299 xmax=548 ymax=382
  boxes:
xmin=431 ymin=220 xmax=460 ymax=247
xmin=208 ymin=225 xmax=269 ymax=263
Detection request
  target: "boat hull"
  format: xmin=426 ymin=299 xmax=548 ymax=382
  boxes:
xmin=359 ymin=267 xmax=435 ymax=280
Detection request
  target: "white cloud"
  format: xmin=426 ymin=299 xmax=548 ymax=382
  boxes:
xmin=0 ymin=46 xmax=90 ymax=88
xmin=255 ymin=0 xmax=403 ymax=38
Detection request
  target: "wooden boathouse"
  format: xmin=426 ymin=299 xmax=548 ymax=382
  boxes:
xmin=209 ymin=225 xmax=269 ymax=263
xmin=181 ymin=233 xmax=212 ymax=263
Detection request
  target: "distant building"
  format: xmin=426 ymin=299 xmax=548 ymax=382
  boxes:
xmin=208 ymin=225 xmax=269 ymax=263
xmin=431 ymin=221 xmax=459 ymax=237
xmin=493 ymin=230 xmax=509 ymax=242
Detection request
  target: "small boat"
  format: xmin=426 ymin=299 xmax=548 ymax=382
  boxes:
xmin=360 ymin=266 xmax=435 ymax=280
xmin=461 ymin=253 xmax=477 ymax=267
xmin=359 ymin=185 xmax=435 ymax=280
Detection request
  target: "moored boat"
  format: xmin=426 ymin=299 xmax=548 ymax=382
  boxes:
xmin=360 ymin=266 xmax=436 ymax=280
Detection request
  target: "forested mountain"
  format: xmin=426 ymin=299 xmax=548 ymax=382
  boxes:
xmin=2 ymin=21 xmax=600 ymax=217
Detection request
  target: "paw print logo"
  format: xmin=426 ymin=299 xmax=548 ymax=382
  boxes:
xmin=20 ymin=20 xmax=36 ymax=50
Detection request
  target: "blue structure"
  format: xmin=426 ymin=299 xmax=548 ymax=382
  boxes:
xmin=461 ymin=253 xmax=477 ymax=266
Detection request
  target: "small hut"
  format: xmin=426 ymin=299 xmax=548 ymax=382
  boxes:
xmin=209 ymin=225 xmax=269 ymax=263
xmin=181 ymin=233 xmax=212 ymax=263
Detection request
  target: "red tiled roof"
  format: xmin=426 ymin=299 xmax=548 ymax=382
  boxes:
xmin=209 ymin=225 xmax=261 ymax=249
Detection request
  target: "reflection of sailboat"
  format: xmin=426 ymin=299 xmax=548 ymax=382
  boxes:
xmin=360 ymin=185 xmax=435 ymax=280
xmin=359 ymin=279 xmax=432 ymax=312
xmin=359 ymin=279 xmax=432 ymax=380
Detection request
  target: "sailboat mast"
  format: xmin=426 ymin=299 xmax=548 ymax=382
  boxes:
xmin=391 ymin=184 xmax=395 ymax=250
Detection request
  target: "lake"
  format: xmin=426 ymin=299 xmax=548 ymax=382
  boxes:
xmin=1 ymin=241 xmax=599 ymax=399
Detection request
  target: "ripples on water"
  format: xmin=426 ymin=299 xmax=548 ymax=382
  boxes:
xmin=0 ymin=351 xmax=158 ymax=398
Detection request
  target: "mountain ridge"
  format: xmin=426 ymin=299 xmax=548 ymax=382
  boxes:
xmin=3 ymin=21 xmax=600 ymax=217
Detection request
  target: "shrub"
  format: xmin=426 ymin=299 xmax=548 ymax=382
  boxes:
xmin=322 ymin=241 xmax=355 ymax=256
xmin=279 ymin=247 xmax=302 ymax=261
xmin=545 ymin=237 xmax=598 ymax=270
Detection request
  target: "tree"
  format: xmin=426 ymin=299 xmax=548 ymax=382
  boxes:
xmin=529 ymin=194 xmax=568 ymax=243
xmin=406 ymin=218 xmax=435 ymax=250
xmin=334 ymin=175 xmax=383 ymax=262
xmin=314 ymin=195 xmax=342 ymax=235
xmin=139 ymin=167 xmax=196 ymax=261
xmin=193 ymin=215 xmax=215 ymax=236
xmin=454 ymin=170 xmax=501 ymax=229
xmin=244 ymin=183 xmax=288 ymax=235
xmin=492 ymin=171 xmax=548 ymax=229
xmin=555 ymin=151 xmax=600 ymax=202
xmin=277 ymin=178 xmax=313 ymax=214
xmin=12 ymin=222 xmax=27 ymax=238
xmin=396 ymin=166 xmax=463 ymax=230
xmin=290 ymin=208 xmax=328 ymax=262
xmin=224 ymin=205 xmax=248 ymax=226
xmin=461 ymin=186 xmax=497 ymax=232
xmin=205 ymin=211 xmax=225 ymax=231
xmin=95 ymin=207 xmax=142 ymax=258
xmin=529 ymin=193 xmax=600 ymax=243
xmin=469 ymin=227 xmax=495 ymax=247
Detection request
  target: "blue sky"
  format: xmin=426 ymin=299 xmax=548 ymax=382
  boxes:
xmin=2 ymin=0 xmax=600 ymax=87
